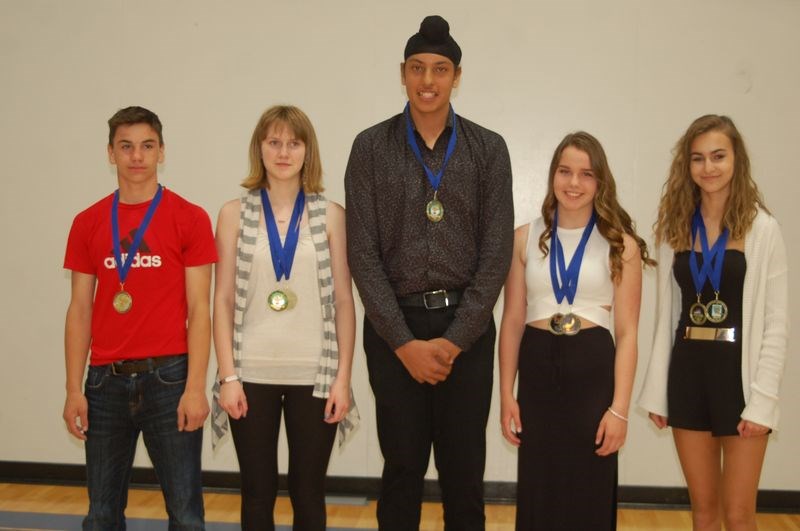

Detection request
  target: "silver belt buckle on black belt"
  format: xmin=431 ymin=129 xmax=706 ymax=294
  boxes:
xmin=423 ymin=289 xmax=449 ymax=309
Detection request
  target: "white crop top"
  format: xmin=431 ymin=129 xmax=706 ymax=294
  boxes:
xmin=525 ymin=217 xmax=614 ymax=329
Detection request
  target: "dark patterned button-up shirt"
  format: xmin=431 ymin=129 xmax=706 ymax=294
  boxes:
xmin=345 ymin=110 xmax=513 ymax=351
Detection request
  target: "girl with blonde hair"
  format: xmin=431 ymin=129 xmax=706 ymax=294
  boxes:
xmin=212 ymin=105 xmax=358 ymax=530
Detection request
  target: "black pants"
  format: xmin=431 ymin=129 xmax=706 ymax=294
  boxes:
xmin=230 ymin=383 xmax=337 ymax=531
xmin=364 ymin=306 xmax=495 ymax=531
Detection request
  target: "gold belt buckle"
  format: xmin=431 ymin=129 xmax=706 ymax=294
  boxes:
xmin=683 ymin=326 xmax=736 ymax=342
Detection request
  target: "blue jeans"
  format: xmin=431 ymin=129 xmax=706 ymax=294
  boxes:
xmin=83 ymin=355 xmax=205 ymax=531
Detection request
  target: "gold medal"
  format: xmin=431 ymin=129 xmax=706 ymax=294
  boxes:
xmin=690 ymin=294 xmax=707 ymax=325
xmin=111 ymin=186 xmax=162 ymax=318
xmin=426 ymin=192 xmax=444 ymax=222
xmin=268 ymin=288 xmax=297 ymax=312
xmin=560 ymin=312 xmax=582 ymax=336
xmin=705 ymin=294 xmax=728 ymax=324
xmin=548 ymin=313 xmax=564 ymax=335
xmin=268 ymin=290 xmax=288 ymax=311
xmin=113 ymin=290 xmax=133 ymax=314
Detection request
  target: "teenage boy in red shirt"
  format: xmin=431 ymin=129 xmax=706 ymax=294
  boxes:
xmin=63 ymin=106 xmax=217 ymax=530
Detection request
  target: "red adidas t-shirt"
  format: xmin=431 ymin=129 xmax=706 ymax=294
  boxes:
xmin=64 ymin=187 xmax=217 ymax=365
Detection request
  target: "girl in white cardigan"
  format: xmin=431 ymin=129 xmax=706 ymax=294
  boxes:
xmin=639 ymin=115 xmax=788 ymax=531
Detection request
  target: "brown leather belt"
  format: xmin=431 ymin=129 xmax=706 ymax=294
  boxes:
xmin=106 ymin=354 xmax=186 ymax=375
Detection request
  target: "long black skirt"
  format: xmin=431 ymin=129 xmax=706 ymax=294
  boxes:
xmin=516 ymin=326 xmax=618 ymax=530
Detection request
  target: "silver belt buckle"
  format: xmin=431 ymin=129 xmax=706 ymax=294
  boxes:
xmin=423 ymin=289 xmax=448 ymax=309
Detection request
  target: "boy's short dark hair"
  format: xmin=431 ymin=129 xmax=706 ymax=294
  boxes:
xmin=108 ymin=106 xmax=164 ymax=146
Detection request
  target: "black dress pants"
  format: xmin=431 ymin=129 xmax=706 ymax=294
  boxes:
xmin=364 ymin=306 xmax=495 ymax=531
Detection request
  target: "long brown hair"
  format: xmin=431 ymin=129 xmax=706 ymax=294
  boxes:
xmin=654 ymin=114 xmax=767 ymax=249
xmin=538 ymin=131 xmax=655 ymax=281
xmin=241 ymin=105 xmax=324 ymax=193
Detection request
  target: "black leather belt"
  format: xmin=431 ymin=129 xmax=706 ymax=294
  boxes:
xmin=397 ymin=289 xmax=462 ymax=310
xmin=107 ymin=354 xmax=186 ymax=375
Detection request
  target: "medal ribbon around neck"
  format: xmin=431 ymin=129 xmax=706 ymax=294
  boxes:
xmin=403 ymin=102 xmax=457 ymax=200
xmin=549 ymin=208 xmax=597 ymax=306
xmin=260 ymin=188 xmax=305 ymax=283
xmin=111 ymin=184 xmax=163 ymax=286
xmin=689 ymin=208 xmax=729 ymax=300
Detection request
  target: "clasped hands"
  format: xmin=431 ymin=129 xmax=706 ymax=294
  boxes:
xmin=395 ymin=338 xmax=461 ymax=384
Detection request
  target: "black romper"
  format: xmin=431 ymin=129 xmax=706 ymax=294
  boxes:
xmin=668 ymin=250 xmax=747 ymax=436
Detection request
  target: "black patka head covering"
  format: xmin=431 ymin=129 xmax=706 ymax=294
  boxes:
xmin=404 ymin=15 xmax=462 ymax=66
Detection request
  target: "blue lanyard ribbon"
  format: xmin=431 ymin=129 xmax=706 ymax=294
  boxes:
xmin=111 ymin=184 xmax=163 ymax=285
xmin=689 ymin=208 xmax=729 ymax=295
xmin=549 ymin=208 xmax=597 ymax=305
xmin=260 ymin=188 xmax=305 ymax=282
xmin=403 ymin=102 xmax=458 ymax=193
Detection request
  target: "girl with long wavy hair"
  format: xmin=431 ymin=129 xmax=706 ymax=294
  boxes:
xmin=500 ymin=131 xmax=653 ymax=529
xmin=640 ymin=114 xmax=788 ymax=530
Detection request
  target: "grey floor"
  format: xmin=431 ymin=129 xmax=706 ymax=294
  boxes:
xmin=0 ymin=510 xmax=365 ymax=531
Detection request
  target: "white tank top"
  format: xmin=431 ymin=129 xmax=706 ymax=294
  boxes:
xmin=240 ymin=222 xmax=323 ymax=385
xmin=525 ymin=217 xmax=614 ymax=329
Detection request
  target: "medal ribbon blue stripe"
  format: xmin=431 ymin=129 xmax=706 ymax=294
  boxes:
xmin=111 ymin=184 xmax=163 ymax=284
xmin=403 ymin=102 xmax=457 ymax=193
xmin=689 ymin=207 xmax=729 ymax=295
xmin=260 ymin=188 xmax=305 ymax=282
xmin=549 ymin=208 xmax=596 ymax=305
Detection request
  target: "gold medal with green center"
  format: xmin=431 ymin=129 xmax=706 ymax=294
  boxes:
xmin=426 ymin=199 xmax=444 ymax=222
xmin=426 ymin=192 xmax=444 ymax=222
xmin=705 ymin=294 xmax=728 ymax=324
xmin=268 ymin=288 xmax=297 ymax=312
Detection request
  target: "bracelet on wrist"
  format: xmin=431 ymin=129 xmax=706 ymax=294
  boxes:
xmin=607 ymin=407 xmax=628 ymax=422
xmin=219 ymin=374 xmax=241 ymax=386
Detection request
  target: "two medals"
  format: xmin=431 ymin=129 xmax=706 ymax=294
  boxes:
xmin=261 ymin=188 xmax=305 ymax=312
xmin=547 ymin=208 xmax=597 ymax=336
xmin=688 ymin=208 xmax=730 ymax=326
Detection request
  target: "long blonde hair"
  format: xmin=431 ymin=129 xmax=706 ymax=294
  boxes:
xmin=654 ymin=114 xmax=767 ymax=249
xmin=538 ymin=131 xmax=655 ymax=282
xmin=241 ymin=105 xmax=324 ymax=193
